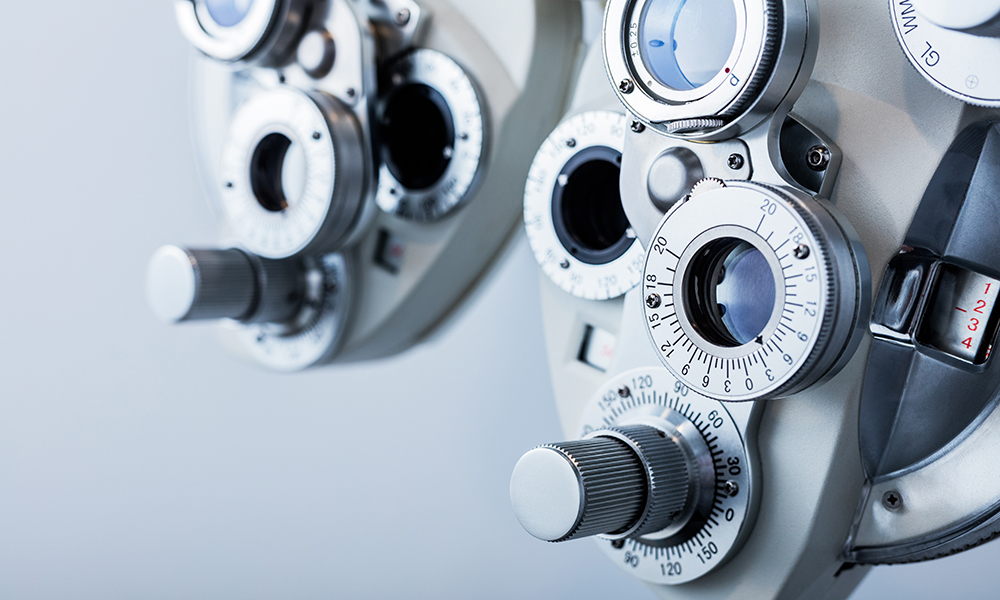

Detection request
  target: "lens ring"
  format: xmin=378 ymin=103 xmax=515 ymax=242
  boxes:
xmin=176 ymin=0 xmax=285 ymax=63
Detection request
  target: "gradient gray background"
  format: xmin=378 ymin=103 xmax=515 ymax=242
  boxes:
xmin=0 ymin=2 xmax=996 ymax=598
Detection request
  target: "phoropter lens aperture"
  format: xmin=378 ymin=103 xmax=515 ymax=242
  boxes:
xmin=639 ymin=0 xmax=738 ymax=91
xmin=250 ymin=132 xmax=307 ymax=213
xmin=381 ymin=84 xmax=456 ymax=191
xmin=204 ymin=0 xmax=255 ymax=27
xmin=685 ymin=238 xmax=776 ymax=347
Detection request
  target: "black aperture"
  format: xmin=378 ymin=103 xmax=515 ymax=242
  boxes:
xmin=250 ymin=132 xmax=293 ymax=212
xmin=380 ymin=83 xmax=455 ymax=190
xmin=552 ymin=146 xmax=632 ymax=265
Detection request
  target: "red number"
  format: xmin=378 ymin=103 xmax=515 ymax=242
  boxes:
xmin=975 ymin=300 xmax=987 ymax=314
xmin=962 ymin=338 xmax=974 ymax=349
xmin=970 ymin=318 xmax=980 ymax=331
xmin=987 ymin=283 xmax=993 ymax=294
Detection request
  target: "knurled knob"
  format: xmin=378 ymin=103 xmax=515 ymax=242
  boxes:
xmin=510 ymin=424 xmax=692 ymax=543
xmin=146 ymin=245 xmax=304 ymax=324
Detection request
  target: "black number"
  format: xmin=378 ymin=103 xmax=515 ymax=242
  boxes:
xmin=783 ymin=354 xmax=794 ymax=365
xmin=624 ymin=552 xmax=639 ymax=568
xmin=745 ymin=378 xmax=754 ymax=391
xmin=725 ymin=379 xmax=732 ymax=393
xmin=661 ymin=562 xmax=682 ymax=576
xmin=703 ymin=375 xmax=710 ymax=388
xmin=674 ymin=382 xmax=689 ymax=396
xmin=708 ymin=410 xmax=724 ymax=428
xmin=682 ymin=364 xmax=690 ymax=376
xmin=725 ymin=508 xmax=735 ymax=522
xmin=765 ymin=369 xmax=774 ymax=382
xmin=728 ymin=456 xmax=742 ymax=476
xmin=797 ymin=332 xmax=808 ymax=342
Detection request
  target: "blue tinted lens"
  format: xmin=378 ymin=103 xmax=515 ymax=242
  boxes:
xmin=205 ymin=0 xmax=255 ymax=27
xmin=716 ymin=245 xmax=775 ymax=345
xmin=639 ymin=0 xmax=738 ymax=91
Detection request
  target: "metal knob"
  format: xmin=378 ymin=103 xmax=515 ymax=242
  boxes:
xmin=510 ymin=424 xmax=692 ymax=543
xmin=918 ymin=0 xmax=1000 ymax=36
xmin=146 ymin=245 xmax=304 ymax=324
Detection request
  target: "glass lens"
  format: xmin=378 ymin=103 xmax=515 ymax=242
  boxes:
xmin=638 ymin=0 xmax=738 ymax=91
xmin=204 ymin=0 xmax=255 ymax=28
xmin=715 ymin=243 xmax=775 ymax=345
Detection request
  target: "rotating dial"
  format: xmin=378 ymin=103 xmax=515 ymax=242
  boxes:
xmin=218 ymin=87 xmax=368 ymax=259
xmin=175 ymin=0 xmax=308 ymax=65
xmin=375 ymin=49 xmax=488 ymax=222
xmin=523 ymin=111 xmax=644 ymax=300
xmin=642 ymin=180 xmax=869 ymax=400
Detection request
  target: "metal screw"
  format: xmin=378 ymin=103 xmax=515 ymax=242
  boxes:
xmin=882 ymin=490 xmax=903 ymax=511
xmin=566 ymin=138 xmax=577 ymax=148
xmin=619 ymin=79 xmax=635 ymax=94
xmin=394 ymin=8 xmax=411 ymax=26
xmin=727 ymin=153 xmax=745 ymax=170
xmin=611 ymin=539 xmax=625 ymax=549
xmin=225 ymin=182 xmax=233 ymax=188
xmin=646 ymin=293 xmax=661 ymax=309
xmin=618 ymin=386 xmax=631 ymax=398
xmin=724 ymin=481 xmax=740 ymax=497
xmin=346 ymin=88 xmax=357 ymax=98
xmin=312 ymin=132 xmax=322 ymax=140
xmin=806 ymin=145 xmax=831 ymax=172
xmin=793 ymin=244 xmax=811 ymax=260
xmin=631 ymin=120 xmax=646 ymax=133
xmin=559 ymin=259 xmax=570 ymax=269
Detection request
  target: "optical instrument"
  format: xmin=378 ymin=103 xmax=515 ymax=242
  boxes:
xmin=150 ymin=0 xmax=588 ymax=370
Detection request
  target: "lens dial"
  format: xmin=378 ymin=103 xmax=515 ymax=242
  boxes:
xmin=605 ymin=0 xmax=815 ymax=139
xmin=642 ymin=181 xmax=869 ymax=400
xmin=375 ymin=49 xmax=488 ymax=222
xmin=523 ymin=111 xmax=644 ymax=300
xmin=175 ymin=0 xmax=305 ymax=64
xmin=218 ymin=87 xmax=368 ymax=259
xmin=891 ymin=0 xmax=1000 ymax=106
xmin=576 ymin=368 xmax=754 ymax=584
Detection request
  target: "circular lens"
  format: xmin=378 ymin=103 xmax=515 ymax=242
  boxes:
xmin=685 ymin=238 xmax=776 ymax=347
xmin=250 ymin=132 xmax=307 ymax=212
xmin=639 ymin=0 xmax=738 ymax=90
xmin=381 ymin=84 xmax=456 ymax=190
xmin=204 ymin=0 xmax=255 ymax=28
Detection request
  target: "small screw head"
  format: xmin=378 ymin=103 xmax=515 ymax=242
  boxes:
xmin=882 ymin=490 xmax=903 ymax=511
xmin=646 ymin=293 xmax=662 ymax=309
xmin=312 ymin=132 xmax=322 ymax=140
xmin=793 ymin=244 xmax=811 ymax=260
xmin=631 ymin=120 xmax=646 ymax=133
xmin=619 ymin=79 xmax=635 ymax=94
xmin=559 ymin=259 xmax=570 ymax=270
xmin=611 ymin=539 xmax=625 ymax=549
xmin=346 ymin=88 xmax=357 ymax=98
xmin=806 ymin=145 xmax=831 ymax=172
xmin=727 ymin=153 xmax=745 ymax=170
xmin=394 ymin=8 xmax=411 ymax=26
xmin=618 ymin=386 xmax=631 ymax=398
xmin=566 ymin=138 xmax=577 ymax=148
xmin=724 ymin=481 xmax=740 ymax=497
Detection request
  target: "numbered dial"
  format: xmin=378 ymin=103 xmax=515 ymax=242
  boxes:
xmin=604 ymin=0 xmax=812 ymax=139
xmin=218 ymin=87 xmax=368 ymax=259
xmin=580 ymin=368 xmax=754 ymax=584
xmin=375 ymin=49 xmax=488 ymax=221
xmin=235 ymin=253 xmax=352 ymax=371
xmin=523 ymin=111 xmax=644 ymax=300
xmin=891 ymin=0 xmax=1000 ymax=106
xmin=643 ymin=180 xmax=868 ymax=400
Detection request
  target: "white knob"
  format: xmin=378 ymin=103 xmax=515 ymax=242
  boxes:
xmin=918 ymin=0 xmax=1000 ymax=35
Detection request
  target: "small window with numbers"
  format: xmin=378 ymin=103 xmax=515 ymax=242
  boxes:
xmin=916 ymin=264 xmax=1000 ymax=365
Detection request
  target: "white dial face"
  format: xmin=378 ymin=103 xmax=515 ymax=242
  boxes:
xmin=891 ymin=0 xmax=1000 ymax=106
xmin=375 ymin=49 xmax=487 ymax=222
xmin=579 ymin=367 xmax=753 ymax=585
xmin=218 ymin=88 xmax=338 ymax=259
xmin=643 ymin=183 xmax=830 ymax=400
xmin=524 ymin=111 xmax=644 ymax=300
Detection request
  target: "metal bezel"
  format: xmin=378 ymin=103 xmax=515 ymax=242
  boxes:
xmin=234 ymin=253 xmax=351 ymax=371
xmin=578 ymin=367 xmax=755 ymax=584
xmin=641 ymin=181 xmax=865 ymax=400
xmin=523 ymin=111 xmax=645 ymax=301
xmin=175 ymin=0 xmax=288 ymax=64
xmin=375 ymin=48 xmax=489 ymax=222
xmin=217 ymin=87 xmax=367 ymax=259
xmin=604 ymin=0 xmax=815 ymax=140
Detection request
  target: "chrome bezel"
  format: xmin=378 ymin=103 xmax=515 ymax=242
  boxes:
xmin=217 ymin=87 xmax=367 ymax=259
xmin=523 ymin=111 xmax=645 ymax=301
xmin=375 ymin=49 xmax=489 ymax=222
xmin=604 ymin=0 xmax=816 ymax=140
xmin=234 ymin=253 xmax=351 ymax=371
xmin=175 ymin=0 xmax=283 ymax=63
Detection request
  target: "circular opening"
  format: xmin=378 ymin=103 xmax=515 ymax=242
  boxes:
xmin=684 ymin=238 xmax=776 ymax=347
xmin=203 ymin=0 xmax=255 ymax=27
xmin=250 ymin=132 xmax=307 ymax=213
xmin=638 ymin=0 xmax=738 ymax=91
xmin=552 ymin=146 xmax=632 ymax=266
xmin=381 ymin=84 xmax=455 ymax=190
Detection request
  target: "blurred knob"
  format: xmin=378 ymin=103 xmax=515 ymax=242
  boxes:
xmin=146 ymin=245 xmax=304 ymax=324
xmin=918 ymin=0 xmax=1000 ymax=36
xmin=510 ymin=425 xmax=691 ymax=542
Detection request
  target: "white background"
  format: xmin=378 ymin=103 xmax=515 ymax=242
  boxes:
xmin=0 ymin=1 xmax=998 ymax=598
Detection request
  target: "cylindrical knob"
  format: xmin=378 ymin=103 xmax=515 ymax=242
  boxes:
xmin=918 ymin=0 xmax=1000 ymax=36
xmin=510 ymin=425 xmax=691 ymax=543
xmin=146 ymin=245 xmax=304 ymax=324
